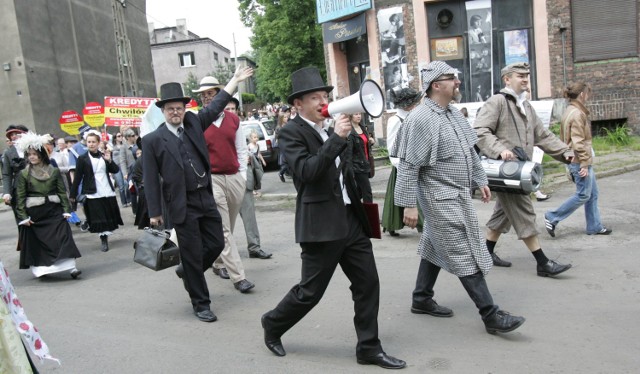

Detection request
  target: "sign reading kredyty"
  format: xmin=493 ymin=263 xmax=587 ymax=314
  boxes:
xmin=316 ymin=0 xmax=372 ymax=24
xmin=322 ymin=13 xmax=366 ymax=44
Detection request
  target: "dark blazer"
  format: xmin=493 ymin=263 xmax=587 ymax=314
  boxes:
xmin=142 ymin=91 xmax=229 ymax=225
xmin=347 ymin=124 xmax=372 ymax=175
xmin=2 ymin=146 xmax=26 ymax=195
xmin=70 ymin=151 xmax=119 ymax=199
xmin=279 ymin=115 xmax=371 ymax=243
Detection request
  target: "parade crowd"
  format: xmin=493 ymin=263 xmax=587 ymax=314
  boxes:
xmin=1 ymin=60 xmax=612 ymax=371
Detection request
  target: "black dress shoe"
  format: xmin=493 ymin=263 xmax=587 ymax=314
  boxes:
xmin=70 ymin=269 xmax=82 ymax=279
xmin=537 ymin=259 xmax=572 ymax=277
xmin=491 ymin=253 xmax=512 ymax=267
xmin=234 ymin=279 xmax=255 ymax=293
xmin=278 ymin=174 xmax=285 ymax=183
xmin=484 ymin=310 xmax=525 ymax=334
xmin=357 ymin=352 xmax=406 ymax=369
xmin=194 ymin=309 xmax=217 ymax=322
xmin=261 ymin=315 xmax=285 ymax=356
xmin=388 ymin=230 xmax=400 ymax=237
xmin=249 ymin=249 xmax=272 ymax=259
xmin=411 ymin=299 xmax=453 ymax=317
xmin=213 ymin=267 xmax=230 ymax=279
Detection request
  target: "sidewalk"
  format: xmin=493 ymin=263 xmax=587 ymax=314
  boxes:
xmin=256 ymin=149 xmax=640 ymax=205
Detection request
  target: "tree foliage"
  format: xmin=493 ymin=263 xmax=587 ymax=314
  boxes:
xmin=238 ymin=0 xmax=326 ymax=102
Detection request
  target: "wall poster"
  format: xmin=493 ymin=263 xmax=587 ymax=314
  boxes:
xmin=504 ymin=29 xmax=530 ymax=65
xmin=378 ymin=6 xmax=408 ymax=110
xmin=466 ymin=0 xmax=492 ymax=102
xmin=430 ymin=37 xmax=464 ymax=60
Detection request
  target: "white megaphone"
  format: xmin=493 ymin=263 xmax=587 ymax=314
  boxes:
xmin=321 ymin=79 xmax=385 ymax=118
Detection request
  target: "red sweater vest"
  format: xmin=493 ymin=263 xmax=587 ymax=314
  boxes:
xmin=204 ymin=111 xmax=241 ymax=174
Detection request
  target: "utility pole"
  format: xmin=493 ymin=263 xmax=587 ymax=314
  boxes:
xmin=112 ymin=0 xmax=138 ymax=96
xmin=233 ymin=33 xmax=244 ymax=111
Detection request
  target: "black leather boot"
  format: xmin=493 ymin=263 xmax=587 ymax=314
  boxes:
xmin=100 ymin=235 xmax=109 ymax=252
xmin=459 ymin=273 xmax=524 ymax=333
xmin=411 ymin=259 xmax=453 ymax=317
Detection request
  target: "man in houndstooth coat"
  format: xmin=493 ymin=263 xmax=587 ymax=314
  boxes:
xmin=393 ymin=61 xmax=525 ymax=334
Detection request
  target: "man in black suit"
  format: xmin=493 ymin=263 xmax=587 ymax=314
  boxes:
xmin=143 ymin=68 xmax=251 ymax=322
xmin=260 ymin=67 xmax=405 ymax=369
xmin=2 ymin=124 xmax=29 ymax=223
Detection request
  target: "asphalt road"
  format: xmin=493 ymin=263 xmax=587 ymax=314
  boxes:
xmin=1 ymin=170 xmax=638 ymax=373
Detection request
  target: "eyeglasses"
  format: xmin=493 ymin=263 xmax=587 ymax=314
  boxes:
xmin=165 ymin=107 xmax=185 ymax=113
xmin=433 ymin=76 xmax=458 ymax=83
xmin=200 ymin=91 xmax=217 ymax=99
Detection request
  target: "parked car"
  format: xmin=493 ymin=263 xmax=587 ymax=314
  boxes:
xmin=240 ymin=120 xmax=279 ymax=167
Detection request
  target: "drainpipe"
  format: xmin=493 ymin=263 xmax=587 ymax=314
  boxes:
xmin=559 ymin=25 xmax=567 ymax=87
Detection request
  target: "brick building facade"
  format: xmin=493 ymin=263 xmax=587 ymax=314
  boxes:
xmin=546 ymin=0 xmax=640 ymax=133
xmin=321 ymin=0 xmax=640 ymax=144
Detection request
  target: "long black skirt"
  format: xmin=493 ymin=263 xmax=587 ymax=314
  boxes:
xmin=84 ymin=196 xmax=123 ymax=233
xmin=134 ymin=188 xmax=150 ymax=230
xmin=19 ymin=202 xmax=81 ymax=269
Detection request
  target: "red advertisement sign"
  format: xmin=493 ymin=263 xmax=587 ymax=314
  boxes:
xmin=59 ymin=110 xmax=84 ymax=135
xmin=83 ymin=102 xmax=105 ymax=128
xmin=104 ymin=96 xmax=158 ymax=127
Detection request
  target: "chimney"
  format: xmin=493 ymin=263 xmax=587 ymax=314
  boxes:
xmin=176 ymin=18 xmax=188 ymax=39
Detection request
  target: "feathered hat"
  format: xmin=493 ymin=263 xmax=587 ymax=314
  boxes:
xmin=14 ymin=132 xmax=53 ymax=153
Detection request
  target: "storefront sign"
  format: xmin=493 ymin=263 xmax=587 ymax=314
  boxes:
xmin=316 ymin=0 xmax=372 ymax=24
xmin=104 ymin=96 xmax=157 ymax=127
xmin=322 ymin=13 xmax=366 ymax=44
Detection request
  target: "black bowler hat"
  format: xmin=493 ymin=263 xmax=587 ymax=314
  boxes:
xmin=287 ymin=67 xmax=333 ymax=105
xmin=155 ymin=82 xmax=191 ymax=108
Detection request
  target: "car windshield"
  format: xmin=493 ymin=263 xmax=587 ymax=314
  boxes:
xmin=261 ymin=120 xmax=276 ymax=135
xmin=241 ymin=122 xmax=265 ymax=141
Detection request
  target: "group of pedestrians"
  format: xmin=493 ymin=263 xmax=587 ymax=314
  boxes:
xmin=1 ymin=57 xmax=613 ymax=370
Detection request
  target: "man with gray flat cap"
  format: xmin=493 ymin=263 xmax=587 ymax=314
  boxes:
xmin=394 ymin=60 xmax=525 ymax=334
xmin=260 ymin=67 xmax=405 ymax=369
xmin=474 ymin=62 xmax=574 ymax=277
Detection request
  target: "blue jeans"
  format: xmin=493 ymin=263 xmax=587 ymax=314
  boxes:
xmin=545 ymin=164 xmax=604 ymax=234
xmin=113 ymin=170 xmax=130 ymax=206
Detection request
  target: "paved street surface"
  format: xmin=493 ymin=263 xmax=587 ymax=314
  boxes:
xmin=1 ymin=169 xmax=639 ymax=373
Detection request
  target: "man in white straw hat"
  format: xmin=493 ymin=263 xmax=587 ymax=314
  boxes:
xmin=193 ymin=70 xmax=261 ymax=292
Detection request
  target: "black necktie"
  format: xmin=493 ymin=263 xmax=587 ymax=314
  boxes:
xmin=177 ymin=127 xmax=184 ymax=140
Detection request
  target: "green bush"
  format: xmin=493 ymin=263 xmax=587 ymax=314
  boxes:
xmin=241 ymin=93 xmax=256 ymax=104
xmin=602 ymin=125 xmax=631 ymax=146
xmin=549 ymin=122 xmax=561 ymax=137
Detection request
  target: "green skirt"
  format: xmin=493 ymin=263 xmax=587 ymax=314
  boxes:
xmin=381 ymin=166 xmax=423 ymax=232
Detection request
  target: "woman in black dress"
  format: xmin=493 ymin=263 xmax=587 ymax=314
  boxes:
xmin=70 ymin=131 xmax=123 ymax=251
xmin=14 ymin=132 xmax=82 ymax=278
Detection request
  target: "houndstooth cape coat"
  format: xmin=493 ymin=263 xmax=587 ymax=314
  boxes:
xmin=392 ymin=98 xmax=492 ymax=276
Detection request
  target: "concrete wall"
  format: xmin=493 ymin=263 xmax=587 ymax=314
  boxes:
xmin=0 ymin=0 xmax=34 ymax=144
xmin=0 ymin=0 xmax=156 ymax=148
xmin=151 ymin=39 xmax=231 ymax=92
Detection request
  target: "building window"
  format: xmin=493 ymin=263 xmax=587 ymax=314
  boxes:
xmin=572 ymin=0 xmax=638 ymax=62
xmin=224 ymin=57 xmax=229 ymax=64
xmin=214 ymin=52 xmax=219 ymax=63
xmin=179 ymin=52 xmax=195 ymax=67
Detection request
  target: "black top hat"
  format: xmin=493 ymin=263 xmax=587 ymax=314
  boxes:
xmin=287 ymin=67 xmax=333 ymax=105
xmin=155 ymin=82 xmax=191 ymax=108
